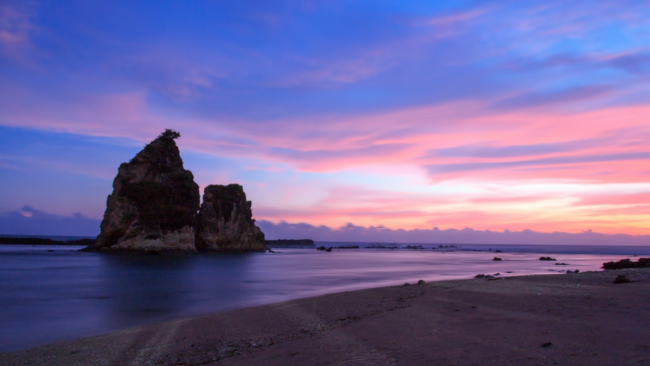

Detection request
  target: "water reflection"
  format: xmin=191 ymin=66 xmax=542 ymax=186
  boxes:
xmin=98 ymin=254 xmax=195 ymax=328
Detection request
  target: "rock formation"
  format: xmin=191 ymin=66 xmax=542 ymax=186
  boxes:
xmin=603 ymin=258 xmax=650 ymax=270
xmin=89 ymin=130 xmax=200 ymax=252
xmin=86 ymin=130 xmax=266 ymax=253
xmin=196 ymin=184 xmax=266 ymax=251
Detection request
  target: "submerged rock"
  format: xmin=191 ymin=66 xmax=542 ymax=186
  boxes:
xmin=539 ymin=257 xmax=557 ymax=261
xmin=493 ymin=257 xmax=502 ymax=261
xmin=406 ymin=245 xmax=424 ymax=250
xmin=90 ymin=130 xmax=200 ymax=252
xmin=196 ymin=184 xmax=266 ymax=252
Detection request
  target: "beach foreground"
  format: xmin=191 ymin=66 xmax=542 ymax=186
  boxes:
xmin=2 ymin=269 xmax=649 ymax=366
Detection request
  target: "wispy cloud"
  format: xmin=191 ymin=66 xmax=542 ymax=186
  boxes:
xmin=2 ymin=1 xmax=650 ymax=237
xmin=0 ymin=1 xmax=34 ymax=60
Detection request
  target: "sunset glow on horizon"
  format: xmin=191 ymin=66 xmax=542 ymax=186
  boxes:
xmin=1 ymin=1 xmax=650 ymax=240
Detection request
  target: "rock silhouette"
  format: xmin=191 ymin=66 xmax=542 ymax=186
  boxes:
xmin=539 ymin=256 xmax=556 ymax=261
xmin=196 ymin=184 xmax=266 ymax=252
xmin=87 ymin=130 xmax=265 ymax=253
xmin=602 ymin=258 xmax=650 ymax=270
xmin=91 ymin=130 xmax=200 ymax=252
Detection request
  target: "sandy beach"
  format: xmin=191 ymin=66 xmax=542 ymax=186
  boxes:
xmin=2 ymin=268 xmax=649 ymax=366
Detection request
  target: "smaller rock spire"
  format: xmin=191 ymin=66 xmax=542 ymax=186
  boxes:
xmin=196 ymin=184 xmax=266 ymax=252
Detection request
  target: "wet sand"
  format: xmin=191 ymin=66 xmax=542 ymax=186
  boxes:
xmin=2 ymin=268 xmax=649 ymax=366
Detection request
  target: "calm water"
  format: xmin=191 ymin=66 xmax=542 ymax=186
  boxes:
xmin=1 ymin=243 xmax=649 ymax=352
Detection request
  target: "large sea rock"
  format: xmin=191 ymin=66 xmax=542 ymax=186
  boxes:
xmin=90 ymin=131 xmax=200 ymax=252
xmin=196 ymin=184 xmax=266 ymax=252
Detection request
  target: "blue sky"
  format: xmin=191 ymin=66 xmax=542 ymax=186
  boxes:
xmin=1 ymin=0 xmax=650 ymax=241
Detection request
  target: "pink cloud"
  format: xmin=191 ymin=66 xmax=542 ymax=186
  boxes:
xmin=575 ymin=192 xmax=650 ymax=206
xmin=427 ymin=9 xmax=488 ymax=26
xmin=1 ymin=78 xmax=649 ymax=236
xmin=0 ymin=2 xmax=34 ymax=60
xmin=3 ymin=83 xmax=649 ymax=183
xmin=250 ymin=174 xmax=650 ymax=235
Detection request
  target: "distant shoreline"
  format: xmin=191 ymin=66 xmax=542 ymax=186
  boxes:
xmin=0 ymin=237 xmax=95 ymax=246
xmin=266 ymin=239 xmax=315 ymax=247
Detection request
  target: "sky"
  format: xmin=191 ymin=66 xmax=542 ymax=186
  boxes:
xmin=1 ymin=0 xmax=650 ymax=243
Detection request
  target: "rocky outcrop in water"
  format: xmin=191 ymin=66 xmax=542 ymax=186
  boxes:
xmin=89 ymin=130 xmax=200 ymax=252
xmin=86 ymin=130 xmax=266 ymax=253
xmin=196 ymin=184 xmax=266 ymax=252
xmin=603 ymin=258 xmax=650 ymax=270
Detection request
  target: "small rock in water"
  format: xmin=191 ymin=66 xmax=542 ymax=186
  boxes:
xmin=325 ymin=247 xmax=332 ymax=252
xmin=541 ymin=342 xmax=553 ymax=348
xmin=493 ymin=257 xmax=502 ymax=261
xmin=406 ymin=245 xmax=424 ymax=250
xmin=495 ymin=250 xmax=502 ymax=253
xmin=539 ymin=257 xmax=556 ymax=261
xmin=47 ymin=250 xmax=54 ymax=252
xmin=566 ymin=270 xmax=573 ymax=274
xmin=574 ymin=269 xmax=579 ymax=273
xmin=613 ymin=274 xmax=631 ymax=284
xmin=494 ymin=273 xmax=500 ymax=276
xmin=474 ymin=274 xmax=485 ymax=279
xmin=555 ymin=263 xmax=568 ymax=265
xmin=417 ymin=280 xmax=426 ymax=285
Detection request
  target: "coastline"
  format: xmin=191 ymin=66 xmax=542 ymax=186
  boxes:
xmin=0 ymin=236 xmax=95 ymax=246
xmin=2 ymin=268 xmax=649 ymax=366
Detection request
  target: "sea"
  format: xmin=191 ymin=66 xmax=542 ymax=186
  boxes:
xmin=1 ymin=239 xmax=649 ymax=353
